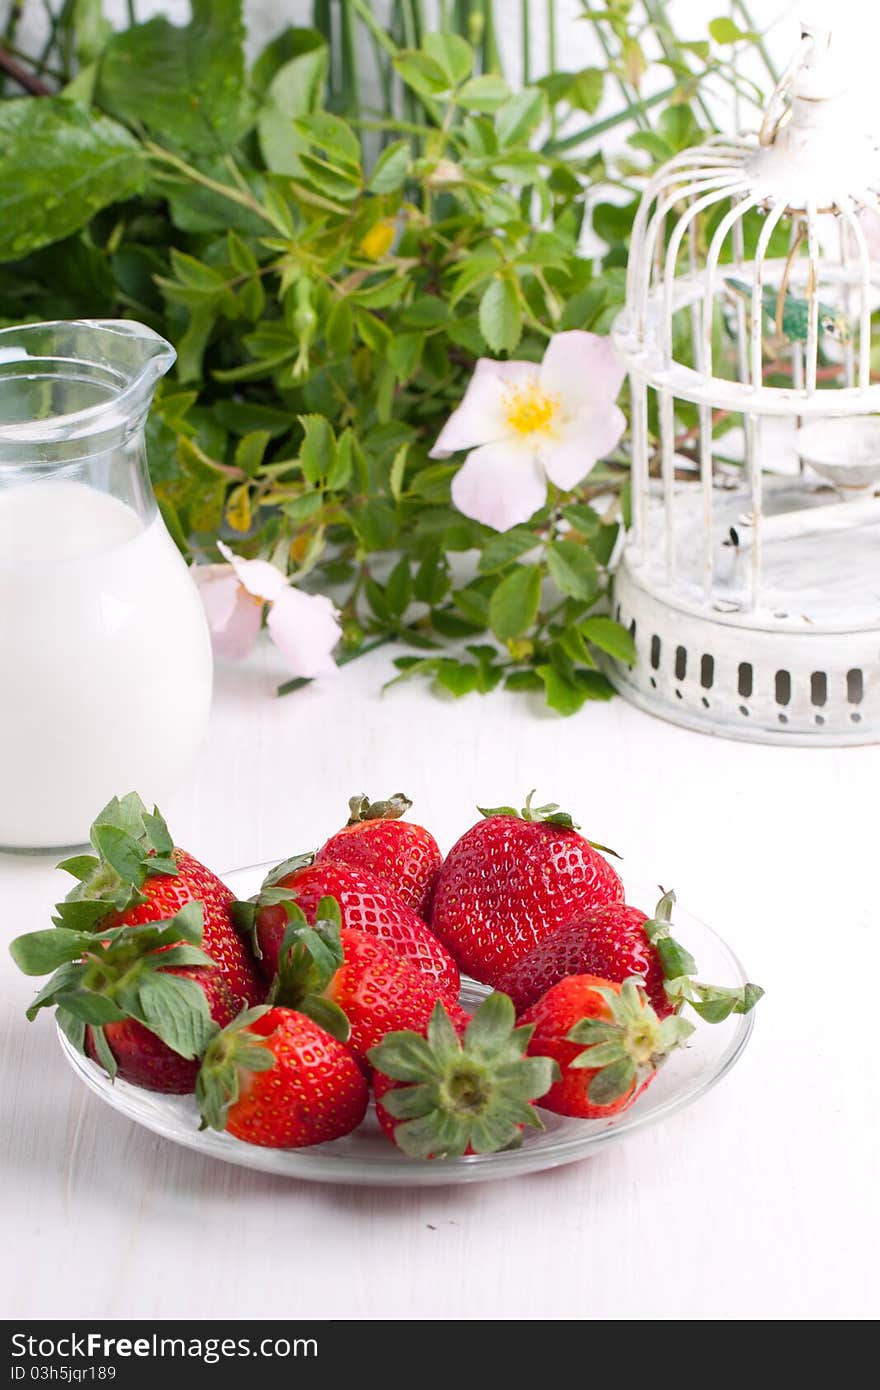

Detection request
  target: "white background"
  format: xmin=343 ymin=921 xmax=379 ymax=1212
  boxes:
xmin=1 ymin=0 xmax=879 ymax=1324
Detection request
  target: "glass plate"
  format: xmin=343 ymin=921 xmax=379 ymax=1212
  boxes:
xmin=57 ymin=863 xmax=756 ymax=1186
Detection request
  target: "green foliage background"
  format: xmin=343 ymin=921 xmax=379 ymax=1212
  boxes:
xmin=0 ymin=0 xmax=772 ymax=712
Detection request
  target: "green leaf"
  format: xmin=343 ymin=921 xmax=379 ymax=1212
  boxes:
xmin=257 ymin=33 xmax=328 ymax=176
xmin=434 ymin=661 xmax=479 ymax=698
xmin=538 ymin=665 xmax=614 ymax=715
xmin=393 ymin=50 xmax=449 ymax=99
xmin=489 ymin=565 xmax=542 ymax=641
xmin=568 ymin=67 xmax=604 ymax=114
xmin=384 ymin=557 xmax=412 ymax=617
xmin=72 ymin=0 xmax=112 ymax=65
xmin=235 ymin=430 xmax=272 ymax=478
xmin=496 ymin=88 xmax=548 ymax=147
xmin=587 ymin=1056 xmax=636 ymax=1106
xmin=133 ymin=973 xmax=217 ymax=1059
xmin=580 ymin=616 xmax=636 ymax=664
xmin=0 ymin=100 xmax=146 ymax=264
xmin=367 ymin=140 xmax=410 ymax=193
xmin=9 ymin=929 xmax=93 ymax=977
xmin=708 ymin=17 xmax=755 ymax=44
xmin=326 ymin=298 xmax=354 ymax=356
xmin=423 ymin=33 xmax=473 ymax=87
xmin=357 ymin=498 xmax=398 ymax=550
xmin=546 ymin=540 xmax=600 ymax=601
xmin=97 ymin=0 xmax=252 ymax=156
xmin=299 ymin=996 xmax=351 ymax=1043
xmin=478 ymin=528 xmax=539 ymax=572
xmin=54 ymin=992 xmax=127 ymax=1027
xmin=295 ymin=112 xmax=362 ymax=168
xmin=298 ymin=414 xmax=336 ymax=484
xmin=458 ymin=74 xmax=511 ymax=112
xmin=479 ymin=276 xmax=523 ymax=354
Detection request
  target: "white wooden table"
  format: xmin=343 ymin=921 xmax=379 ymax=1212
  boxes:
xmin=2 ymin=642 xmax=878 ymax=1321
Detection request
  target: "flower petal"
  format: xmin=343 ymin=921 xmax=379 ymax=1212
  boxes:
xmin=267 ymin=586 xmax=342 ymax=678
xmin=451 ymin=442 xmax=547 ymax=532
xmin=539 ymin=331 xmax=626 ymax=411
xmin=539 ymin=404 xmax=627 ymax=489
xmin=193 ymin=566 xmax=263 ymax=661
xmin=217 ymin=540 xmax=287 ymax=602
xmin=430 ymin=357 xmax=539 ymax=457
xmin=191 ymin=565 xmax=240 ymax=632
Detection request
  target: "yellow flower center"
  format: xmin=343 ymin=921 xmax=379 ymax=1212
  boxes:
xmin=359 ymin=220 xmax=396 ymax=261
xmin=504 ymin=381 xmax=559 ymax=437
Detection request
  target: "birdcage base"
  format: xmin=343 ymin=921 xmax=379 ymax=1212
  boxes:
xmin=607 ymin=551 xmax=880 ymax=746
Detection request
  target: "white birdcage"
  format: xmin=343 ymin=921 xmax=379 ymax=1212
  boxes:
xmin=607 ymin=15 xmax=880 ymax=744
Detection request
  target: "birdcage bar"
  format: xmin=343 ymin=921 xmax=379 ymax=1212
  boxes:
xmin=633 ymin=168 xmax=751 ymax=329
xmin=838 ymin=215 xmax=856 ymax=389
xmin=805 ymin=203 xmax=821 ymax=392
xmin=659 ymin=388 xmax=676 ymax=582
xmin=629 ymin=374 xmax=649 ymax=560
xmin=701 ymin=193 xmax=765 ymax=380
xmin=731 ymin=200 xmax=749 ymax=384
xmin=744 ymin=412 xmax=763 ymax=610
xmin=699 ymin=403 xmax=714 ymax=599
xmin=750 ymin=201 xmax=789 ymax=388
xmin=659 ymin=181 xmax=753 ymax=361
xmin=837 ymin=203 xmax=872 ymax=389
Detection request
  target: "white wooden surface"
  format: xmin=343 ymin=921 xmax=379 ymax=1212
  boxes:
xmin=1 ymin=642 xmax=879 ymax=1321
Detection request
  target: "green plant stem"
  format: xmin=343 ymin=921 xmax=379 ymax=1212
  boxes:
xmin=733 ymin=0 xmax=778 ymax=83
xmin=277 ymin=634 xmax=395 ymax=697
xmin=480 ymin=0 xmax=502 ymax=75
xmin=546 ymin=0 xmax=557 ymax=137
xmin=543 ymin=85 xmax=675 ymax=153
xmin=340 ymin=0 xmax=361 ymax=116
xmin=126 ymin=1 xmax=137 ymax=24
xmin=590 ymin=17 xmax=649 ymax=132
xmin=146 ymin=143 xmax=289 ymax=235
xmin=349 ymin=0 xmax=398 ymax=59
xmin=640 ymin=0 xmax=714 ymax=129
xmin=0 ymin=44 xmax=51 ymax=95
xmin=521 ymin=0 xmax=531 ymax=85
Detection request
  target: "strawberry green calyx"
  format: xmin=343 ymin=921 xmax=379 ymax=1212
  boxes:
xmin=646 ymin=890 xmax=765 ymax=1023
xmin=478 ymin=789 xmax=580 ymax=830
xmin=52 ymin=792 xmax=179 ymax=934
xmin=370 ymin=993 xmax=558 ymax=1159
xmin=567 ymin=978 xmax=695 ymax=1105
xmin=476 ymin=790 xmax=621 ymax=857
xmin=230 ymin=852 xmax=316 ymax=957
xmin=346 ymin=792 xmax=413 ymax=825
xmin=266 ymin=895 xmax=351 ymax=1042
xmin=261 ymin=853 xmax=316 ymax=889
xmin=9 ymin=901 xmax=218 ymax=1076
xmin=196 ymin=1006 xmax=275 ymax=1132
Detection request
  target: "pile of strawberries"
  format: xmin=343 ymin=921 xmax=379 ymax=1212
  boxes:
xmin=10 ymin=791 xmax=762 ymax=1160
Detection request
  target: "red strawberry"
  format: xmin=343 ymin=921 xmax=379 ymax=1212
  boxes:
xmin=197 ymin=1005 xmax=368 ymax=1148
xmin=370 ymin=993 xmax=556 ymax=1158
xmin=521 ymin=974 xmax=694 ymax=1120
xmin=54 ymin=793 xmax=262 ymax=1008
xmin=498 ymin=890 xmax=764 ymax=1023
xmin=429 ymin=792 xmax=624 ymax=987
xmin=235 ymin=856 xmax=459 ymax=1004
xmin=498 ymin=897 xmax=670 ymax=1016
xmin=11 ymin=902 xmax=239 ymax=1093
xmin=268 ymin=898 xmax=458 ymax=1063
xmin=316 ymin=793 xmax=442 ymax=917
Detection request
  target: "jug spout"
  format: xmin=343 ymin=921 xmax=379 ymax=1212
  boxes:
xmin=0 ymin=319 xmax=176 ymax=465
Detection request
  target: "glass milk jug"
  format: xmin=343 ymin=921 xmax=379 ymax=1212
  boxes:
xmin=0 ymin=320 xmax=213 ymax=851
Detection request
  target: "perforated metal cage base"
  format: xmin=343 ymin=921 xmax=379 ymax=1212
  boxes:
xmin=607 ymin=557 xmax=880 ymax=746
